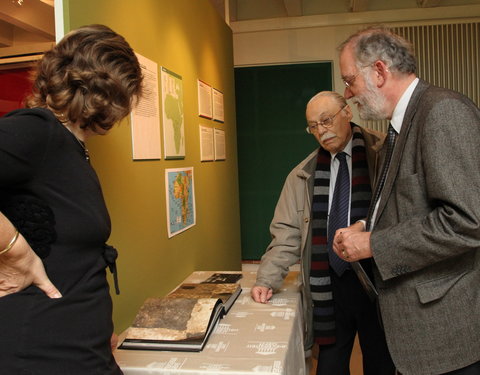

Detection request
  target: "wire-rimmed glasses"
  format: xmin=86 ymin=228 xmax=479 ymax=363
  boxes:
xmin=306 ymin=105 xmax=347 ymax=134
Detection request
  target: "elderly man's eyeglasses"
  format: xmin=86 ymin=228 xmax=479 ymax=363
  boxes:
xmin=306 ymin=105 xmax=347 ymax=134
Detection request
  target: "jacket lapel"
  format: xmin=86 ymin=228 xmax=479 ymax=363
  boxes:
xmin=373 ymin=79 xmax=430 ymax=228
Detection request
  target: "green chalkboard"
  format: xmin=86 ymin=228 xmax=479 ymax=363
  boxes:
xmin=235 ymin=62 xmax=333 ymax=260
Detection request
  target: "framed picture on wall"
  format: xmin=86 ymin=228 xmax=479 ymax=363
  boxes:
xmin=199 ymin=125 xmax=214 ymax=161
xmin=212 ymin=88 xmax=224 ymax=123
xmin=130 ymin=53 xmax=161 ymax=160
xmin=197 ymin=79 xmax=212 ymax=119
xmin=214 ymin=128 xmax=226 ymax=161
xmin=161 ymin=66 xmax=185 ymax=159
xmin=165 ymin=167 xmax=196 ymax=238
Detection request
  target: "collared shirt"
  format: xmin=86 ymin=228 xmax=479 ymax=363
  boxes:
xmin=390 ymin=77 xmax=419 ymax=134
xmin=328 ymin=136 xmax=353 ymax=222
xmin=369 ymin=78 xmax=420 ymax=230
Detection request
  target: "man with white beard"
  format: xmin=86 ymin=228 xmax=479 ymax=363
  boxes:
xmin=334 ymin=26 xmax=480 ymax=375
xmin=251 ymin=91 xmax=395 ymax=375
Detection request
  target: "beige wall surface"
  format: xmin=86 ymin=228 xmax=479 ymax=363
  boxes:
xmin=63 ymin=0 xmax=241 ymax=333
xmin=232 ymin=5 xmax=480 ymax=125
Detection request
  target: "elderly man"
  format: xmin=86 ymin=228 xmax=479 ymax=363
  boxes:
xmin=251 ymin=91 xmax=394 ymax=375
xmin=335 ymin=26 xmax=480 ymax=375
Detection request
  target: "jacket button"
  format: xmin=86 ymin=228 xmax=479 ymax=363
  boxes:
xmin=304 ymin=218 xmax=309 ymax=223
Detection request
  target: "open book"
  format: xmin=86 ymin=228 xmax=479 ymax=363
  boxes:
xmin=119 ymin=282 xmax=241 ymax=351
xmin=201 ymin=272 xmax=243 ymax=284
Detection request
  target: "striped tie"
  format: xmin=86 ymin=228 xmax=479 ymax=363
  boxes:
xmin=366 ymin=124 xmax=397 ymax=231
xmin=327 ymin=152 xmax=350 ymax=276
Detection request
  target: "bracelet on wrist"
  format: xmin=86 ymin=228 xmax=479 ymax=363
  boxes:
xmin=0 ymin=230 xmax=19 ymax=256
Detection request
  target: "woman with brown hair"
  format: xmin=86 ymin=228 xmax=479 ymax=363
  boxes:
xmin=0 ymin=24 xmax=142 ymax=374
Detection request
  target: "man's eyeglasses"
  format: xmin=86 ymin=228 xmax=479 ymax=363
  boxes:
xmin=342 ymin=71 xmax=361 ymax=88
xmin=306 ymin=105 xmax=347 ymax=134
xmin=342 ymin=64 xmax=375 ymax=88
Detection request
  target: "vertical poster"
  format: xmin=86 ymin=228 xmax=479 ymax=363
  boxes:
xmin=197 ymin=80 xmax=213 ymax=119
xmin=214 ymin=128 xmax=226 ymax=160
xmin=199 ymin=125 xmax=214 ymax=161
xmin=130 ymin=53 xmax=161 ymax=160
xmin=165 ymin=167 xmax=196 ymax=238
xmin=212 ymin=88 xmax=224 ymax=123
xmin=161 ymin=67 xmax=185 ymax=159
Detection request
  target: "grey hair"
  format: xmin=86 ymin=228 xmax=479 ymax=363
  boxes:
xmin=307 ymin=91 xmax=347 ymax=109
xmin=338 ymin=25 xmax=417 ymax=75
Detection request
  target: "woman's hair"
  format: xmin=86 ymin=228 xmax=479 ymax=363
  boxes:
xmin=338 ymin=25 xmax=417 ymax=75
xmin=25 ymin=24 xmax=143 ymax=132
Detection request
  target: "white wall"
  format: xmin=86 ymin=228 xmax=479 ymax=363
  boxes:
xmin=232 ymin=5 xmax=480 ymax=124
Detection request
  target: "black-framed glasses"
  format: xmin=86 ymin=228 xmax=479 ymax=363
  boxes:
xmin=306 ymin=105 xmax=347 ymax=134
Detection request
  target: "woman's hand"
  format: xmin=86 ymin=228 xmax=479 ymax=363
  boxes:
xmin=0 ymin=233 xmax=61 ymax=298
xmin=110 ymin=333 xmax=119 ymax=351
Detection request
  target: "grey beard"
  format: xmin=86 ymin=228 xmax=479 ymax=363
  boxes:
xmin=355 ymin=75 xmax=389 ymax=120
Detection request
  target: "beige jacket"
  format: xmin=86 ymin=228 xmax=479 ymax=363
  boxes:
xmin=254 ymin=124 xmax=384 ymax=350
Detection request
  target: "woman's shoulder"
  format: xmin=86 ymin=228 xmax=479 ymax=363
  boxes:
xmin=1 ymin=108 xmax=61 ymax=137
xmin=3 ymin=107 xmax=57 ymax=124
xmin=0 ymin=108 xmax=66 ymax=161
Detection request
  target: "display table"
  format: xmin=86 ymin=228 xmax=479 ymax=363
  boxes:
xmin=114 ymin=270 xmax=306 ymax=375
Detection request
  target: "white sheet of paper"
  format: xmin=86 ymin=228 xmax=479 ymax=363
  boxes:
xmin=130 ymin=53 xmax=161 ymax=160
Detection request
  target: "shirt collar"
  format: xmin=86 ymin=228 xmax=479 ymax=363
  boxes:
xmin=390 ymin=77 xmax=419 ymax=134
xmin=331 ymin=135 xmax=353 ymax=159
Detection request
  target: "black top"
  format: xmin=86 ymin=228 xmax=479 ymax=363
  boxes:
xmin=0 ymin=108 xmax=121 ymax=374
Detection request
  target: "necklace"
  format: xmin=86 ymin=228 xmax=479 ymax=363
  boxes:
xmin=74 ymin=137 xmax=90 ymax=162
xmin=61 ymin=119 xmax=90 ymax=162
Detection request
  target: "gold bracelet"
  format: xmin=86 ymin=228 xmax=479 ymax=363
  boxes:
xmin=0 ymin=230 xmax=19 ymax=256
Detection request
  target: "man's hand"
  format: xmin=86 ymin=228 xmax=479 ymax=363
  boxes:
xmin=0 ymin=234 xmax=61 ymax=299
xmin=333 ymin=222 xmax=373 ymax=262
xmin=251 ymin=285 xmax=273 ymax=303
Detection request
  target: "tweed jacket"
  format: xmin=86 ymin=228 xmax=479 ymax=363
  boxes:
xmin=255 ymin=124 xmax=384 ymax=351
xmin=370 ymin=79 xmax=480 ymax=375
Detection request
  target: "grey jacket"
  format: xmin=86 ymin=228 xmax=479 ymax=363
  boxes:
xmin=255 ymin=124 xmax=384 ymax=351
xmin=370 ymin=80 xmax=480 ymax=375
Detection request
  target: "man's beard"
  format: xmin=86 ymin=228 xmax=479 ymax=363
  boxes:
xmin=353 ymin=73 xmax=389 ymax=120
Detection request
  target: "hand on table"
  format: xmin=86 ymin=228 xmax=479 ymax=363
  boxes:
xmin=251 ymin=285 xmax=273 ymax=303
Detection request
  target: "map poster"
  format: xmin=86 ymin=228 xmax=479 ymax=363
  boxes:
xmin=165 ymin=167 xmax=196 ymax=238
xmin=161 ymin=67 xmax=185 ymax=159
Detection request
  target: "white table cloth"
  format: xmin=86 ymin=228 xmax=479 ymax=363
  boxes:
xmin=114 ymin=270 xmax=306 ymax=375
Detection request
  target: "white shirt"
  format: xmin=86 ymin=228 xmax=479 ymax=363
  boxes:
xmin=368 ymin=78 xmax=420 ymax=230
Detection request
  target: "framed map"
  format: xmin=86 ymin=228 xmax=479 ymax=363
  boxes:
xmin=165 ymin=167 xmax=196 ymax=237
xmin=161 ymin=67 xmax=185 ymax=159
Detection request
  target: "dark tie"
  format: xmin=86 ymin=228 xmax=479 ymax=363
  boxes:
xmin=328 ymin=152 xmax=350 ymax=276
xmin=366 ymin=124 xmax=397 ymax=231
